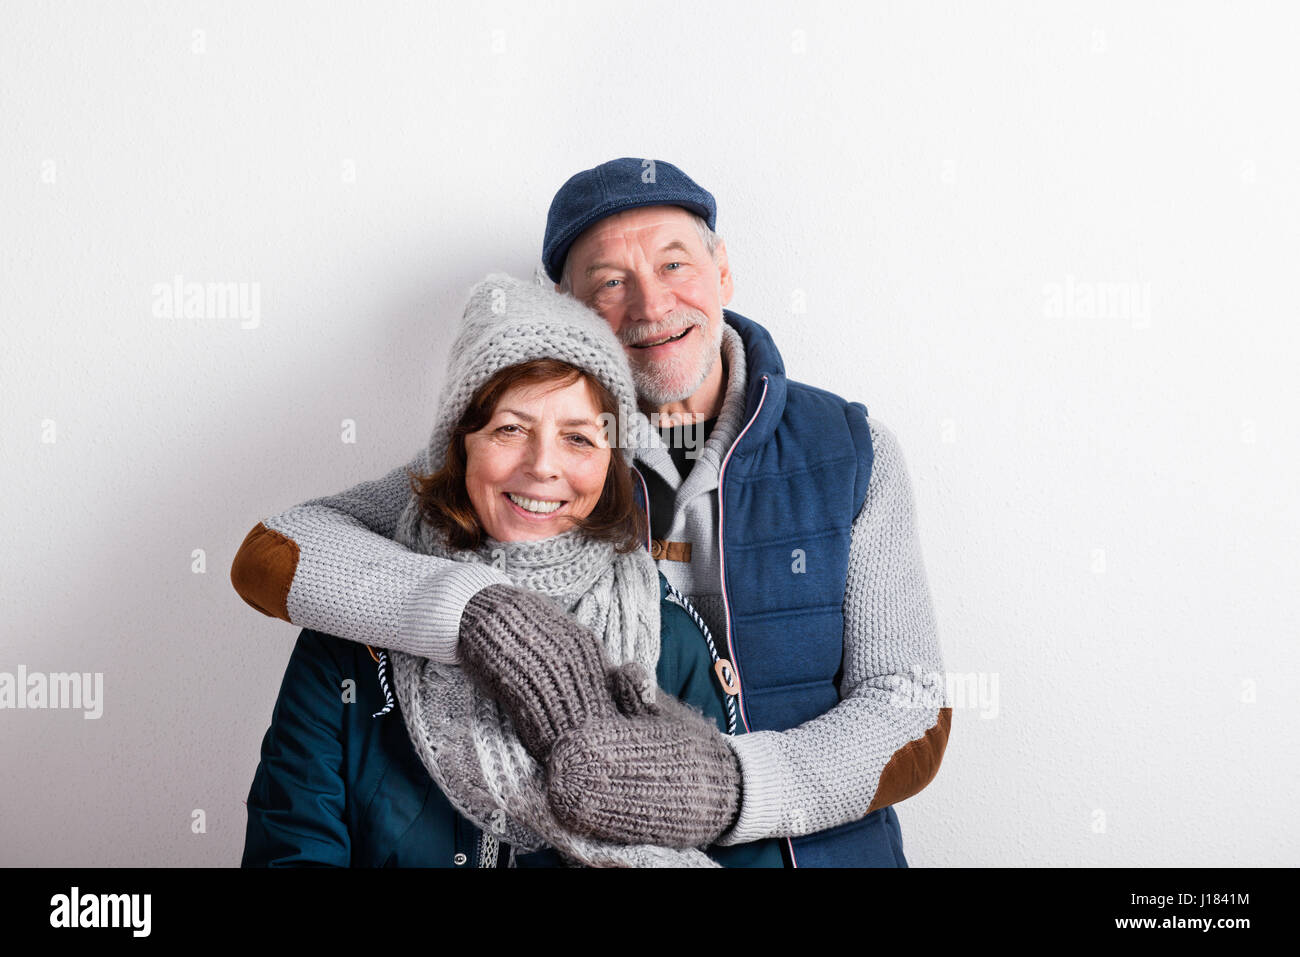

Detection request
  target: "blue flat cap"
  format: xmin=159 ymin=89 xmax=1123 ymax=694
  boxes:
xmin=541 ymin=157 xmax=717 ymax=284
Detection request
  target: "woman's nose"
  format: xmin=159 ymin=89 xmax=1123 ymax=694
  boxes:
xmin=524 ymin=435 xmax=560 ymax=480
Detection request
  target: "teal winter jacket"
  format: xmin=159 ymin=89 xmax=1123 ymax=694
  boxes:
xmin=241 ymin=572 xmax=784 ymax=868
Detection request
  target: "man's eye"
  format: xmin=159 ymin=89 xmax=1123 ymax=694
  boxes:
xmin=665 ymin=262 xmax=681 ymax=270
xmin=603 ymin=279 xmax=622 ymax=288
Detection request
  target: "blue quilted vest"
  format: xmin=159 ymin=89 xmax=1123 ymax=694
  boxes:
xmin=635 ymin=310 xmax=905 ymax=868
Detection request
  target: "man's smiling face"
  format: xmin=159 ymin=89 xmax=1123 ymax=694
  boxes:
xmin=561 ymin=205 xmax=734 ymax=412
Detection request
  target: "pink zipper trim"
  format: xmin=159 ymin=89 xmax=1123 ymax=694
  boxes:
xmin=717 ymin=375 xmax=766 ymax=734
xmin=716 ymin=374 xmax=798 ymax=867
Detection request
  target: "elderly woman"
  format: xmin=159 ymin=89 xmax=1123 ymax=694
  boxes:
xmin=241 ymin=274 xmax=781 ymax=867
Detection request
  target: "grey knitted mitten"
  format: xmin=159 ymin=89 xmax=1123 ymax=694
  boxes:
xmin=606 ymin=661 xmax=662 ymax=718
xmin=546 ymin=704 xmax=743 ymax=848
xmin=458 ymin=584 xmax=621 ymax=761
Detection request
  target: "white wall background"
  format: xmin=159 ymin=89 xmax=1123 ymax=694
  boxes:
xmin=2 ymin=0 xmax=1296 ymax=867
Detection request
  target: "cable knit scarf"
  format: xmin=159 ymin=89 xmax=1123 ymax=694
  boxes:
xmin=387 ymin=508 xmax=720 ymax=868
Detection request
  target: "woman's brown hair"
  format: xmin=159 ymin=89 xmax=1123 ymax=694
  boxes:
xmin=407 ymin=358 xmax=645 ymax=553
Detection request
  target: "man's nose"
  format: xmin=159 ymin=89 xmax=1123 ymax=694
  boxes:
xmin=628 ymin=273 xmax=676 ymax=326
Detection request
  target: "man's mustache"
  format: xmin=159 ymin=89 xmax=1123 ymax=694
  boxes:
xmin=617 ymin=309 xmax=710 ymax=348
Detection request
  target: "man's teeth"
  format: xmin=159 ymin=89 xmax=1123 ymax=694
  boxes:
xmin=506 ymin=493 xmax=563 ymax=514
xmin=638 ymin=328 xmax=689 ymax=347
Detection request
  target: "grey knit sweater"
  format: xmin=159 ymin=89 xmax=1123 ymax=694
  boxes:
xmin=236 ymin=331 xmax=949 ymax=847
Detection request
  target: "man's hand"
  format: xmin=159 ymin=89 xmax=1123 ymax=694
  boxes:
xmin=457 ymin=584 xmax=621 ymax=762
xmin=545 ymin=708 xmax=742 ymax=848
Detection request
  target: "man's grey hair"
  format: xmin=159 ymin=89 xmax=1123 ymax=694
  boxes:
xmin=557 ymin=210 xmax=722 ymax=295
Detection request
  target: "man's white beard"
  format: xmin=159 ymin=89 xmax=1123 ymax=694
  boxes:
xmin=628 ymin=312 xmax=724 ymax=407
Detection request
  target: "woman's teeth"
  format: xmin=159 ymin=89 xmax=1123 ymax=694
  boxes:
xmin=506 ymin=492 xmax=563 ymax=514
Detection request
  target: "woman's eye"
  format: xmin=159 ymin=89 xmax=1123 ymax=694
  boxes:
xmin=567 ymin=433 xmax=593 ymax=447
xmin=497 ymin=424 xmax=522 ymax=435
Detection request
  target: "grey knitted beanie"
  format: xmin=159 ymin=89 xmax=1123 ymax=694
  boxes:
xmin=426 ymin=273 xmax=644 ymax=469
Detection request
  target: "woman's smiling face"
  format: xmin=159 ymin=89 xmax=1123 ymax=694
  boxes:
xmin=463 ymin=376 xmax=612 ymax=542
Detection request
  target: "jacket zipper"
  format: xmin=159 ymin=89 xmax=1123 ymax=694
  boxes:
xmin=716 ymin=375 xmax=798 ymax=868
xmin=717 ymin=375 xmax=767 ymax=733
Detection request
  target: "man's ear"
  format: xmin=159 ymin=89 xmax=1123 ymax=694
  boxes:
xmin=715 ymin=239 xmax=734 ymax=306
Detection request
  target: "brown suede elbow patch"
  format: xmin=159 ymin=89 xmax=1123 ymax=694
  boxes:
xmin=867 ymin=706 xmax=952 ymax=814
xmin=229 ymin=522 xmax=299 ymax=622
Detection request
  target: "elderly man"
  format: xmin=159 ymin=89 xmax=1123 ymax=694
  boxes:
xmin=231 ymin=157 xmax=950 ymax=867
